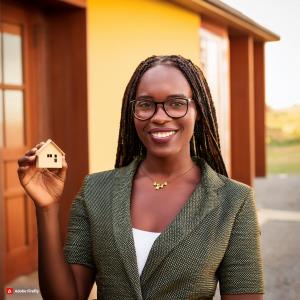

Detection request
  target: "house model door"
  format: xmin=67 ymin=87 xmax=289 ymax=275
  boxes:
xmin=0 ymin=3 xmax=38 ymax=283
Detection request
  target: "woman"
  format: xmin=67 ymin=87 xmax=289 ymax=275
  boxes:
xmin=18 ymin=55 xmax=264 ymax=300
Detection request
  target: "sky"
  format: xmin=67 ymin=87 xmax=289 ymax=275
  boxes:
xmin=221 ymin=0 xmax=300 ymax=109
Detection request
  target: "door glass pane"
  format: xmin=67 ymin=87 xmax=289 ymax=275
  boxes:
xmin=0 ymin=90 xmax=3 ymax=146
xmin=4 ymin=90 xmax=24 ymax=147
xmin=3 ymin=31 xmax=23 ymax=85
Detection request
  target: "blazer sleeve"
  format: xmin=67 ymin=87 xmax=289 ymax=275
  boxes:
xmin=218 ymin=188 xmax=264 ymax=294
xmin=63 ymin=176 xmax=95 ymax=269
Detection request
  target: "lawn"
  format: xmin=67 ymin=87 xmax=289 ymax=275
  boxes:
xmin=266 ymin=106 xmax=300 ymax=175
xmin=267 ymin=142 xmax=300 ymax=174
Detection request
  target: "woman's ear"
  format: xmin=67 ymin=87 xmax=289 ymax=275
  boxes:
xmin=196 ymin=111 xmax=200 ymax=121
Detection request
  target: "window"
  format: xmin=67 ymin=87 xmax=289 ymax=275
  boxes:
xmin=199 ymin=26 xmax=230 ymax=170
xmin=0 ymin=23 xmax=25 ymax=147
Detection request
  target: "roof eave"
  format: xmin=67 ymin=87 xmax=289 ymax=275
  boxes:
xmin=170 ymin=0 xmax=280 ymax=42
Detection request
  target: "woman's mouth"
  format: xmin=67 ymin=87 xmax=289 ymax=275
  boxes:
xmin=149 ymin=130 xmax=177 ymax=143
xmin=151 ymin=130 xmax=176 ymax=138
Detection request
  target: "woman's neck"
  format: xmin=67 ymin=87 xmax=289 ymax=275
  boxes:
xmin=141 ymin=153 xmax=195 ymax=178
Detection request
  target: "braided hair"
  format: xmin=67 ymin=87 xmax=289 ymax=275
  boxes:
xmin=115 ymin=55 xmax=228 ymax=176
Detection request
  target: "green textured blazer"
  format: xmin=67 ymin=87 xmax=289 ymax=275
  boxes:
xmin=64 ymin=157 xmax=264 ymax=300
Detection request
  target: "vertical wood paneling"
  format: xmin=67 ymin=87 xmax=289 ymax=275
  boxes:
xmin=46 ymin=8 xmax=88 ymax=239
xmin=4 ymin=161 xmax=19 ymax=189
xmin=254 ymin=42 xmax=266 ymax=177
xmin=0 ymin=149 xmax=5 ymax=300
xmin=229 ymin=35 xmax=255 ymax=186
xmin=6 ymin=196 xmax=27 ymax=251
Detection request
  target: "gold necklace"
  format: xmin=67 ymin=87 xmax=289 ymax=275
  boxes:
xmin=141 ymin=164 xmax=195 ymax=190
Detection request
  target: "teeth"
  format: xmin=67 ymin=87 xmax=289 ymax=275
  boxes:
xmin=151 ymin=131 xmax=176 ymax=138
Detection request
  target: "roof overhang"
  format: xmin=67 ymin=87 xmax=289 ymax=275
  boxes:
xmin=169 ymin=0 xmax=280 ymax=42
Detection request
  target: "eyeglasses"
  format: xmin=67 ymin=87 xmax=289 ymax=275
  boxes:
xmin=130 ymin=97 xmax=194 ymax=120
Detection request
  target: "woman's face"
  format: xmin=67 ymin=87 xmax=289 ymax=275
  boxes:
xmin=134 ymin=64 xmax=198 ymax=159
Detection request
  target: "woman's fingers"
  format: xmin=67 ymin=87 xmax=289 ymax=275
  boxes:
xmin=17 ymin=166 xmax=30 ymax=175
xmin=36 ymin=141 xmax=45 ymax=149
xmin=17 ymin=166 xmax=30 ymax=173
xmin=17 ymin=166 xmax=31 ymax=184
xmin=25 ymin=141 xmax=45 ymax=156
xmin=18 ymin=155 xmax=36 ymax=167
xmin=25 ymin=148 xmax=37 ymax=156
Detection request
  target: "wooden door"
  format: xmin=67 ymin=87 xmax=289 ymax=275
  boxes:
xmin=0 ymin=1 xmax=89 ymax=290
xmin=0 ymin=3 xmax=38 ymax=283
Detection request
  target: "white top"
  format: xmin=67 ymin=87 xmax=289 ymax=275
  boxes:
xmin=132 ymin=228 xmax=161 ymax=276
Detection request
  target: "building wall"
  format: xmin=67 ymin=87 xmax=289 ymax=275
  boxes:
xmin=87 ymin=0 xmax=201 ymax=172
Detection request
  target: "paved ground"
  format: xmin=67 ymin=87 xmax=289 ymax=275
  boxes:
xmin=6 ymin=175 xmax=300 ymax=299
xmin=214 ymin=175 xmax=300 ymax=300
xmin=254 ymin=175 xmax=300 ymax=300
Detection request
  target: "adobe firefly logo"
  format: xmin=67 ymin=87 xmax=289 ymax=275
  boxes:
xmin=6 ymin=287 xmax=14 ymax=295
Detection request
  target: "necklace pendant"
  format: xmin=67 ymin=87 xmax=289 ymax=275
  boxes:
xmin=142 ymin=163 xmax=194 ymax=192
xmin=153 ymin=181 xmax=167 ymax=190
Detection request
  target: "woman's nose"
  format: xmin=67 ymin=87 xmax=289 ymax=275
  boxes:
xmin=151 ymin=103 xmax=172 ymax=123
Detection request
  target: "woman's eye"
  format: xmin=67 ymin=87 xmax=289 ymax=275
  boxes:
xmin=137 ymin=101 xmax=152 ymax=109
xmin=170 ymin=100 xmax=185 ymax=107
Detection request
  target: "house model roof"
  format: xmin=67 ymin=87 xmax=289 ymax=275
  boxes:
xmin=35 ymin=139 xmax=65 ymax=156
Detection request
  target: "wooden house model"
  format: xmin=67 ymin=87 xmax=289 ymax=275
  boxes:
xmin=35 ymin=139 xmax=65 ymax=168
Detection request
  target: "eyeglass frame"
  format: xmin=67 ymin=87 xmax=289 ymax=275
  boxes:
xmin=130 ymin=97 xmax=194 ymax=121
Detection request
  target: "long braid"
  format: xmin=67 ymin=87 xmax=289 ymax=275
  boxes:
xmin=115 ymin=55 xmax=228 ymax=177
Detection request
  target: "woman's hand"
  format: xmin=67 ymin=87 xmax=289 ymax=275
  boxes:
xmin=17 ymin=141 xmax=68 ymax=208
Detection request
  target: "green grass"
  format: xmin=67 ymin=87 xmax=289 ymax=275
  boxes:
xmin=267 ymin=142 xmax=300 ymax=174
xmin=266 ymin=106 xmax=300 ymax=174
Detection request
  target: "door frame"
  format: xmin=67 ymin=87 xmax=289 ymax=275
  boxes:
xmin=1 ymin=1 xmax=40 ymax=284
xmin=1 ymin=0 xmax=88 ymax=293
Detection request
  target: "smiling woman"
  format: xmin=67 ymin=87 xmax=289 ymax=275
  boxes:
xmin=133 ymin=64 xmax=197 ymax=160
xmin=18 ymin=55 xmax=264 ymax=300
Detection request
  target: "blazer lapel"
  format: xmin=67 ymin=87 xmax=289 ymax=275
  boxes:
xmin=140 ymin=158 xmax=225 ymax=286
xmin=111 ymin=158 xmax=143 ymax=299
xmin=111 ymin=157 xmax=225 ymax=295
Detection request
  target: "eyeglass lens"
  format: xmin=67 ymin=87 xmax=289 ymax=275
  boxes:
xmin=134 ymin=98 xmax=188 ymax=119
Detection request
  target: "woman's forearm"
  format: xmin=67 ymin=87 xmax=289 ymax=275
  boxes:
xmin=36 ymin=203 xmax=78 ymax=300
